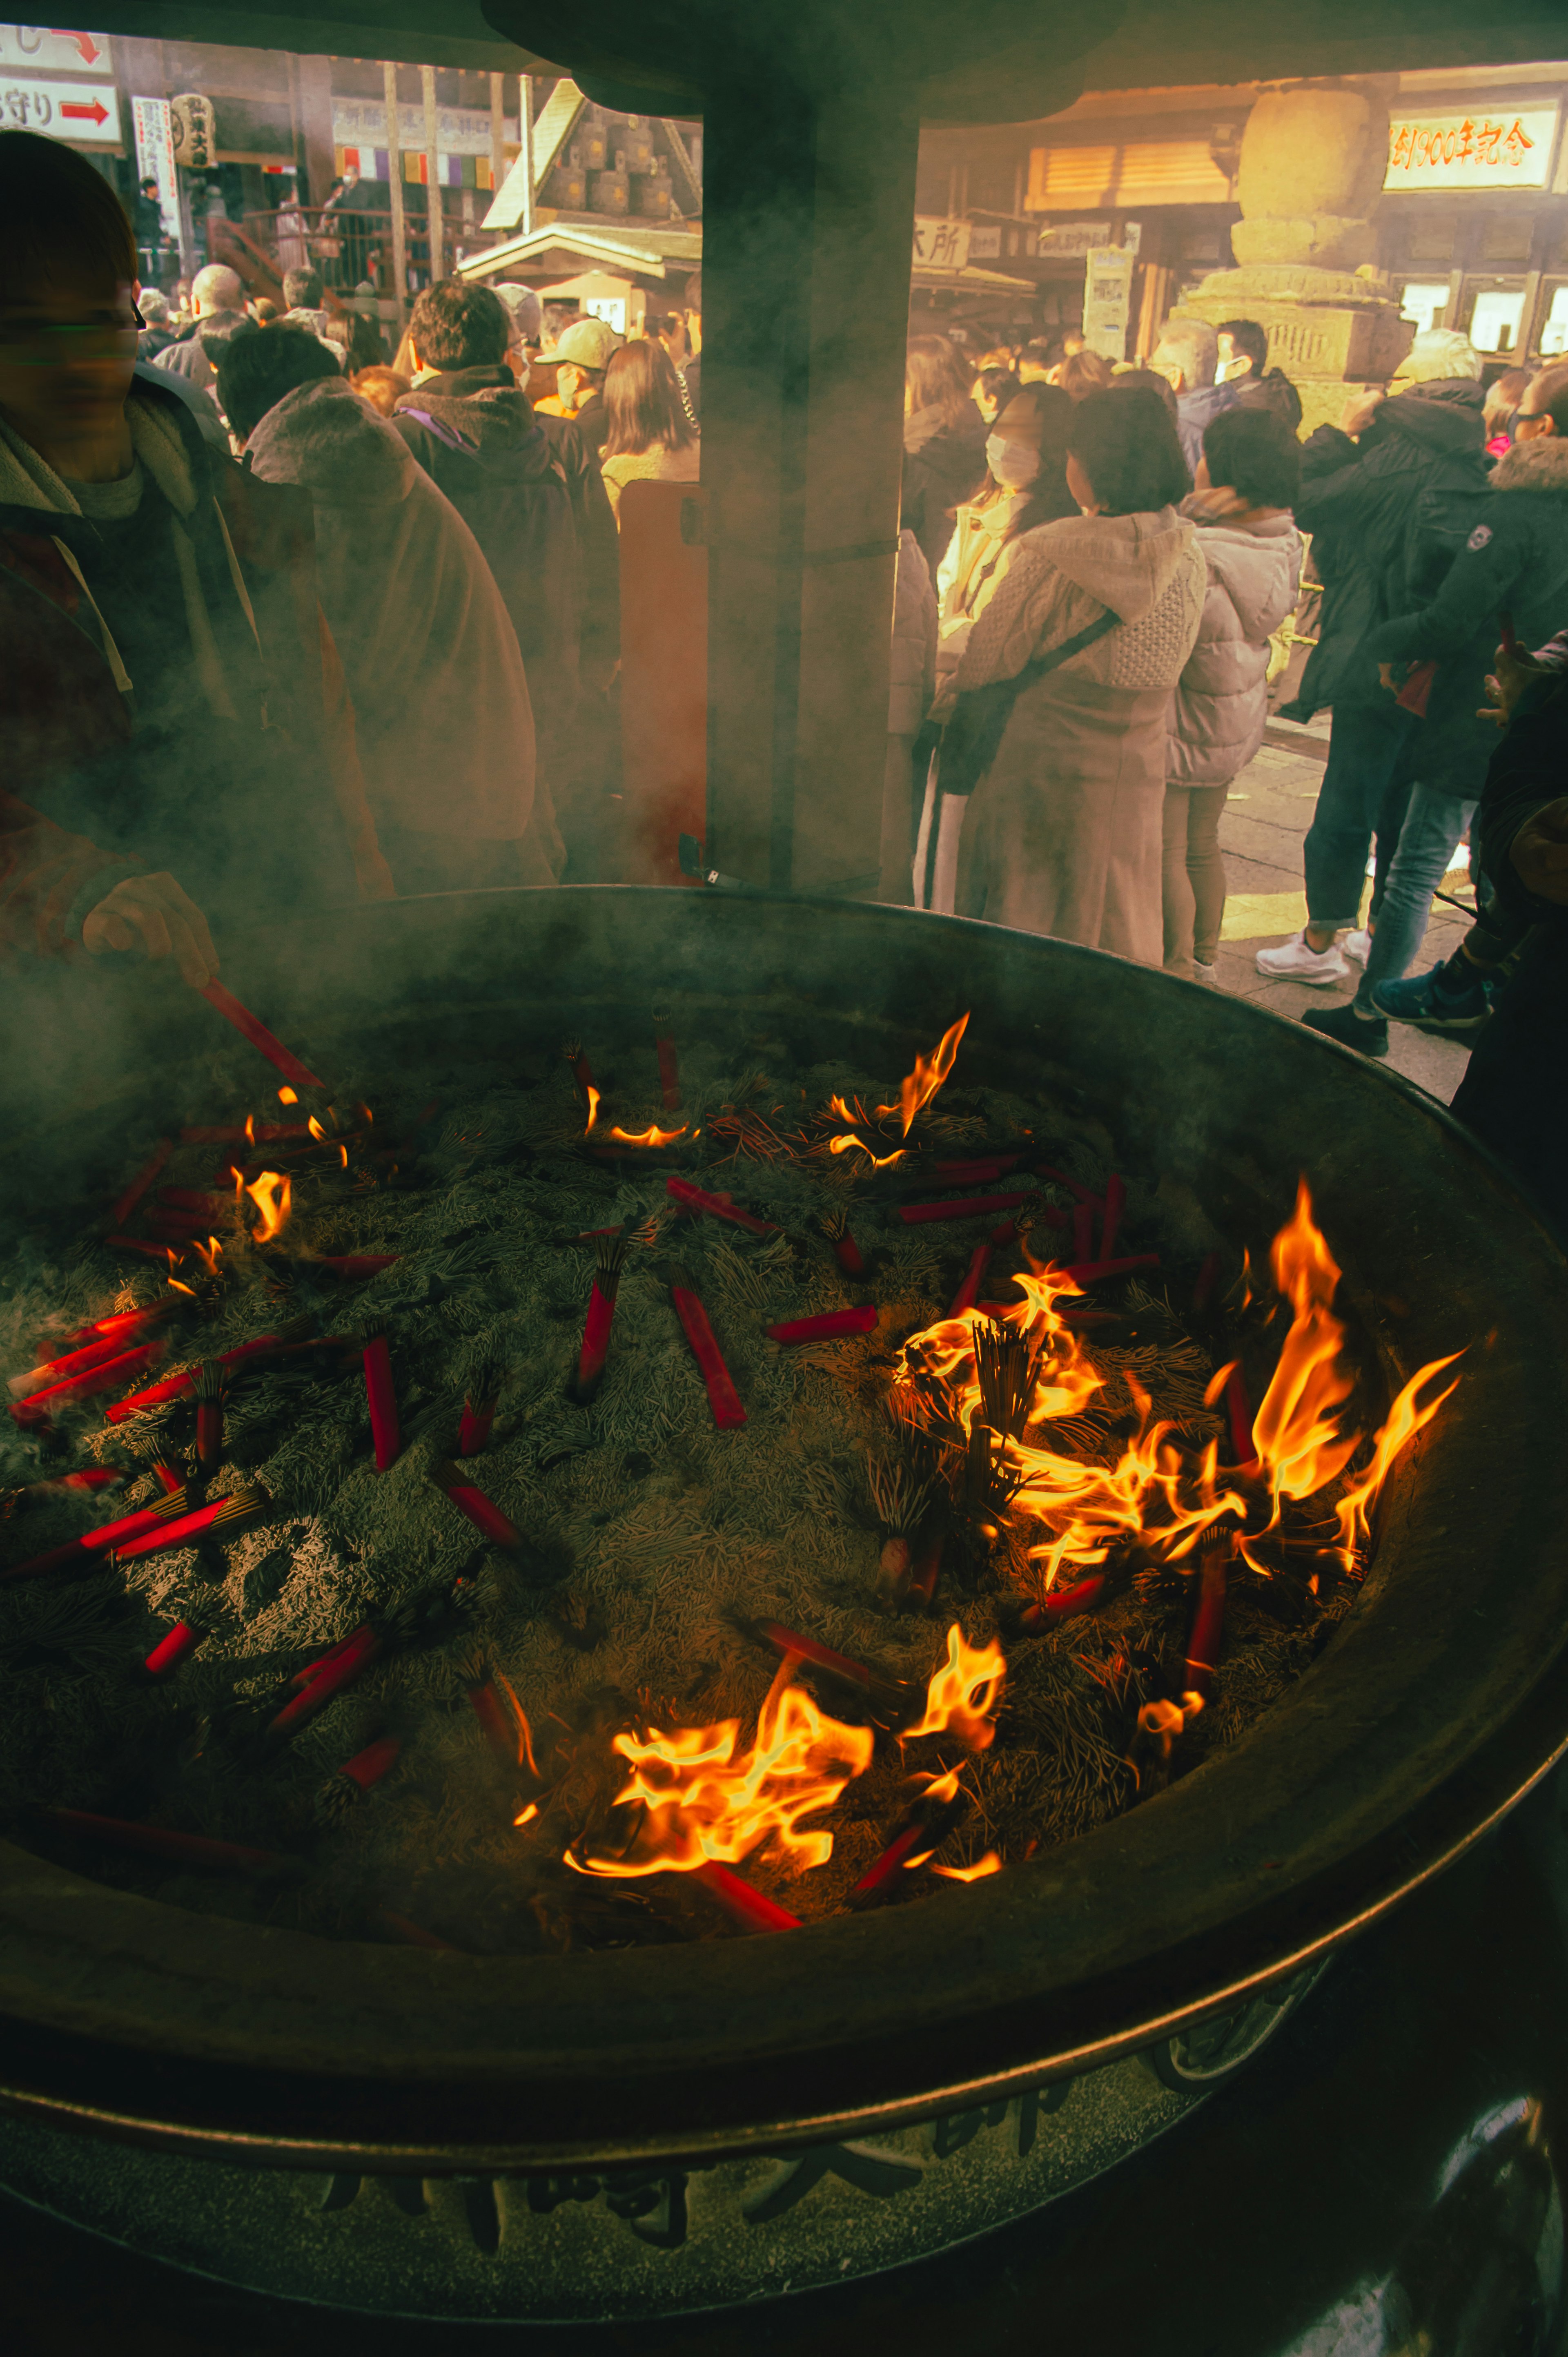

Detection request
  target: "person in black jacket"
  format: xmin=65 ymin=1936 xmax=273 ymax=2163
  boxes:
xmin=1258 ymin=331 xmax=1490 ymax=986
xmin=1218 ymin=317 xmax=1304 ymax=434
xmin=393 ymin=279 xmax=593 ymax=796
xmin=903 ymin=333 xmax=989 ymax=578
xmin=1447 ymin=667 xmax=1568 ymax=1233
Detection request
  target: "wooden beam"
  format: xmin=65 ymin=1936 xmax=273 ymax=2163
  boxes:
xmin=384 ymin=58 xmax=407 ymax=328
xmin=421 ymin=63 xmax=443 ymax=284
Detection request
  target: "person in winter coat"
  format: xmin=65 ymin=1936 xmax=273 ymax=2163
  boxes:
xmin=392 ymin=280 xmax=584 ymax=784
xmin=150 ymin=263 xmax=248 ymax=394
xmin=598 ymin=339 xmax=699 ymax=523
xmin=1483 ymin=367 xmax=1526 ymax=459
xmin=1307 ymin=361 xmax=1568 ymax=1049
xmin=0 ymin=130 xmax=386 ymax=941
xmin=1153 ymin=319 xmax=1241 ymax=474
xmin=1258 ymin=330 xmax=1490 ymax=985
xmin=878 ymin=529 xmax=937 ymax=904
xmin=219 ymin=327 xmax=561 ymax=896
xmin=1163 ymin=408 xmax=1303 ymax=979
xmin=903 ymin=333 xmax=989 ymax=578
xmin=915 ymin=384 xmax=1076 ymax=910
xmin=537 ymin=316 xmax=619 ymax=457
xmin=949 ymin=388 xmax=1206 ymax=960
xmin=1217 ymin=319 xmax=1305 ymax=435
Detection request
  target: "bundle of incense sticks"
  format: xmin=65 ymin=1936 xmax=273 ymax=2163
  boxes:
xmin=693 ymin=1861 xmax=801 ymax=1933
xmin=666 ymin=1262 xmax=746 ymax=1428
xmin=763 ymin=1305 xmax=876 ymax=1345
xmin=361 ymin=1325 xmax=400 ymax=1470
xmin=38 ymin=1807 xmax=303 ymax=1878
xmin=268 ymin=1622 xmax=380 ymax=1738
xmin=655 ymin=1031 xmax=681 ymax=1111
xmin=144 ymin=1621 xmax=203 ymax=1677
xmin=107 ymin=1487 xmax=269 ymax=1569
xmin=1185 ymin=1543 xmax=1230 ymax=1700
xmin=895 ymin=1190 xmax=1034 ymax=1226
xmin=459 ymin=1355 xmax=505 ymax=1455
xmin=1018 ymin=1572 xmax=1106 ymax=1630
xmin=572 ymin=1233 xmax=627 ymax=1406
xmin=2 ymin=1483 xmax=192 ymax=1583
xmin=666 ymin=1176 xmax=779 ymax=1235
xmin=193 ymin=1361 xmax=227 ymax=1480
xmin=820 ymin=1210 xmax=866 ymax=1276
xmin=10 ymin=1336 xmax=172 ymax=1431
xmin=10 ymin=1329 xmax=156 ymax=1400
xmin=106 ymin=1318 xmax=314 ymax=1422
xmin=200 ymin=980 xmax=325 ymax=1090
xmin=56 ymin=1298 xmax=182 ymax=1353
xmin=336 ymin=1735 xmax=400 ymax=1795
xmin=430 ymin=1462 xmax=522 ymax=1551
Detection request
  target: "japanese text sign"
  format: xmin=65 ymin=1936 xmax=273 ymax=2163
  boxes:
xmin=1384 ymin=108 xmax=1558 ymax=191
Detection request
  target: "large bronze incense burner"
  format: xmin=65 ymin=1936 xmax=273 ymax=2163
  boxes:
xmin=0 ymin=885 xmax=1566 ymax=2319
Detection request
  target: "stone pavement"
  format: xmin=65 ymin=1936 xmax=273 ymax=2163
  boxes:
xmin=1212 ymin=714 xmax=1475 ymax=1107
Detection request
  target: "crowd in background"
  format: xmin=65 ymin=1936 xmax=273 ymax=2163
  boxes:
xmin=1 ymin=124 xmax=1564 ymax=1230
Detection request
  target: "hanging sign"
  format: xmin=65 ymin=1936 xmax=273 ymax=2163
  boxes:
xmin=1384 ymin=107 xmax=1558 ymax=191
xmin=0 ymin=25 xmax=113 ymax=73
xmin=0 ymin=71 xmax=117 ymax=140
xmin=170 ymin=90 xmax=217 ymax=171
xmin=1082 ymin=244 xmax=1134 ymax=361
xmin=132 ymin=94 xmax=180 ymax=236
xmin=913 ymin=216 xmax=971 ymax=272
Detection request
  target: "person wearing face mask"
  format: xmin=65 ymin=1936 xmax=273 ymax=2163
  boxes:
xmin=945 ymin=387 xmax=1205 ymax=959
xmin=912 ymin=385 xmax=1075 ymax=909
xmin=535 ymin=317 xmax=619 ymax=458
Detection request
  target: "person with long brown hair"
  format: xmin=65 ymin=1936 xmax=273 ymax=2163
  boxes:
xmin=599 ymin=338 xmax=699 ymax=524
xmin=903 ymin=332 xmax=988 ymax=576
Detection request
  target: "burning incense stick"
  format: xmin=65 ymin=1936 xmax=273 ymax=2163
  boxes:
xmin=2 ymin=1483 xmax=193 ymax=1583
xmin=105 ymin=1318 xmax=314 ymax=1422
xmin=573 ymin=1235 xmax=627 ymax=1405
xmin=57 ymin=1298 xmax=182 ymax=1352
xmin=754 ymin=1619 xmax=874 ymax=1692
xmin=1018 ymin=1572 xmax=1106 ymax=1630
xmin=149 ymin=1458 xmax=185 ymax=1496
xmin=105 ymin=1235 xmax=178 ymax=1259
xmin=10 ymin=1337 xmax=172 ymax=1431
xmin=655 ymin=1030 xmax=681 ymax=1111
xmin=10 ymin=1330 xmax=155 ymax=1399
xmin=38 ymin=1807 xmax=303 ymax=1877
xmin=144 ymin=1621 xmax=203 ymax=1677
xmin=1224 ymin=1364 xmax=1256 ymax=1473
xmin=896 ymin=1190 xmax=1034 ymax=1226
xmin=459 ymin=1355 xmax=505 ymax=1455
xmin=360 ymin=1327 xmax=399 ymax=1470
xmin=693 ymin=1860 xmax=801 ymax=1933
xmin=200 ymin=981 xmax=325 ymax=1090
xmin=158 ymin=1188 xmax=233 ymax=1218
xmin=820 ymin=1209 xmax=866 ymax=1276
xmin=846 ymin=1818 xmax=933 ymax=1908
xmin=336 ymin=1735 xmax=400 ymax=1794
xmin=193 ymin=1360 xmax=226 ymax=1480
xmin=666 ymin=1262 xmax=747 ymax=1428
xmin=1100 ymin=1173 xmax=1126 ymax=1262
xmin=268 ymin=1622 xmax=379 ymax=1737
xmin=22 ymin=1466 xmax=125 ymax=1498
xmin=764 ymin=1306 xmax=876 ymax=1345
xmin=108 ymin=1138 xmax=172 ymax=1231
xmin=430 ymin=1462 xmax=523 ymax=1551
xmin=107 ymin=1487 xmax=269 ymax=1568
xmin=666 ymin=1176 xmax=779 ymax=1236
xmin=1185 ymin=1543 xmax=1230 ymax=1699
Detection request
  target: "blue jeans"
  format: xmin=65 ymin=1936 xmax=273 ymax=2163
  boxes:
xmin=1302 ymin=700 xmax=1416 ymax=930
xmin=1354 ymin=785 xmax=1476 ymax=1010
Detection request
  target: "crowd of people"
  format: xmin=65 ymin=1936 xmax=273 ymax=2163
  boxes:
xmin=1 ymin=127 xmax=1564 ymax=1229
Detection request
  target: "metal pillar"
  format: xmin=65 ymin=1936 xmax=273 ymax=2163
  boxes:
xmin=383 ymin=60 xmax=407 ymax=326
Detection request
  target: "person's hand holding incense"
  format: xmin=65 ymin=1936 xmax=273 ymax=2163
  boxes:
xmin=82 ymin=871 xmax=219 ymax=988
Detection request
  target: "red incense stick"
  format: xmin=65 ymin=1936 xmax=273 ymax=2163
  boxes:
xmin=2 ymin=1484 xmax=192 ymax=1583
xmin=361 ymin=1326 xmax=400 ymax=1470
xmin=666 ymin=1175 xmax=779 ymax=1236
xmin=656 ymin=1032 xmax=681 ymax=1111
xmin=38 ymin=1807 xmax=301 ymax=1877
xmin=1192 ymin=1250 xmax=1222 ymax=1313
xmin=108 ymin=1487 xmax=269 ymax=1567
xmin=821 ymin=1211 xmax=866 ymax=1275
xmin=269 ymin=1624 xmax=380 ymax=1737
xmin=909 ymin=1532 xmax=944 ymax=1608
xmin=1100 ymin=1173 xmax=1126 ymax=1262
xmin=56 ymin=1299 xmax=181 ymax=1352
xmin=897 ymin=1191 xmax=1033 ymax=1226
xmin=764 ymin=1306 xmax=876 ymax=1345
xmin=26 ymin=1467 xmax=125 ymax=1497
xmin=755 ymin=1619 xmax=872 ymax=1690
xmin=431 ymin=1462 xmax=523 ymax=1551
xmin=106 ymin=1319 xmax=314 ymax=1421
xmin=694 ymin=1860 xmax=800 ymax=1933
xmin=1019 ymin=1572 xmax=1106 ymax=1629
xmin=574 ymin=1235 xmax=626 ymax=1405
xmin=150 ymin=1458 xmax=185 ymax=1496
xmin=109 ymin=1138 xmax=172 ymax=1230
xmin=145 ymin=1621 xmax=203 ymax=1677
xmin=10 ymin=1338 xmax=171 ymax=1431
xmin=949 ymin=1217 xmax=1015 ymax=1318
xmin=847 ymin=1818 xmax=933 ymax=1909
xmin=469 ymin=1679 xmax=519 ymax=1767
xmin=289 ymin=1626 xmax=370 ymax=1689
xmin=337 ymin=1735 xmax=400 ymax=1793
xmin=1224 ymin=1364 xmax=1256 ymax=1472
xmin=668 ymin=1264 xmax=746 ymax=1428
xmin=1185 ymin=1544 xmax=1229 ymax=1699
xmin=10 ymin=1331 xmax=148 ymax=1398
xmin=200 ymin=980 xmax=325 ymax=1090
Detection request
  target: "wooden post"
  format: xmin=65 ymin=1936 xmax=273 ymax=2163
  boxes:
xmin=489 ymin=69 xmax=506 ymax=226
xmin=383 ymin=59 xmax=407 ymax=328
xmin=519 ymin=73 xmax=535 ymax=239
xmin=421 ymin=64 xmax=443 ymax=285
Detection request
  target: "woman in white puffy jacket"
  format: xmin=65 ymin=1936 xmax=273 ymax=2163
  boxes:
xmin=1164 ymin=407 xmax=1303 ymax=979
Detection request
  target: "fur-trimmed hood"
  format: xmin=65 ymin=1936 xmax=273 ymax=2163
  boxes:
xmin=1491 ymin=435 xmax=1568 ymax=495
xmin=0 ymin=378 xmax=202 ymax=521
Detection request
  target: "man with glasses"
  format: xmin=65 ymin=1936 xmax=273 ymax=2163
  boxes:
xmin=0 ymin=127 xmax=388 ymax=977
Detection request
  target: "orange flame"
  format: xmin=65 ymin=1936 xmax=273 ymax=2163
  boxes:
xmin=583 ymin=1086 xmax=600 ymax=1136
xmin=829 ymin=1134 xmax=907 ymax=1169
xmin=245 ymin=1170 xmax=291 ymax=1244
xmin=189 ymin=1235 xmax=224 ymax=1277
xmin=278 ymin=1086 xmax=298 ymax=1104
xmin=878 ymin=1011 xmax=970 ymax=1135
xmin=514 ymin=1802 xmax=539 ymax=1828
xmin=607 ymin=1122 xmax=688 ymax=1147
xmin=244 ymin=1114 xmax=256 ymax=1146
xmin=900 ymin=1623 xmax=1007 ymax=1751
xmin=308 ymin=1115 xmax=327 ymax=1143
xmin=931 ymin=1851 xmax=1003 ymax=1882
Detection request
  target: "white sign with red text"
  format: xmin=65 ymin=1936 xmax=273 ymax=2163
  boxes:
xmin=0 ymin=70 xmax=117 ymax=139
xmin=0 ymin=26 xmax=113 ymax=74
xmin=132 ymin=94 xmax=179 ymax=239
xmin=1384 ymin=107 xmax=1558 ymax=191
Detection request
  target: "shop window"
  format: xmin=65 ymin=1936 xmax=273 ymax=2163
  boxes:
xmin=1400 ymin=281 xmax=1451 ymax=331
xmin=1469 ymin=286 xmax=1527 ymax=353
xmin=1541 ymin=285 xmax=1568 ymax=357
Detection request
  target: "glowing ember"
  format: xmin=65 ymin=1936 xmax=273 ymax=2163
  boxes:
xmin=878 ymin=1010 xmax=970 ymax=1136
xmin=246 ymin=1170 xmax=292 ymax=1244
xmin=607 ymin=1122 xmax=688 ymax=1147
xmin=931 ymin=1851 xmax=1003 ymax=1882
xmin=278 ymin=1087 xmax=298 ymax=1104
xmin=583 ymin=1086 xmax=601 ymax=1136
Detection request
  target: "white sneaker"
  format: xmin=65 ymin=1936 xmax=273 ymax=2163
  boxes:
xmin=1342 ymin=928 xmax=1372 ymax=968
xmin=1255 ymin=931 xmax=1351 ymax=984
xmin=1193 ymin=959 xmax=1218 ymax=984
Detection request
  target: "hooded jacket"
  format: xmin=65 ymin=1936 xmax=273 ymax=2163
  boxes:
xmin=1365 ymin=435 xmax=1568 ymax=797
xmin=951 ymin=505 xmax=1207 ymax=957
xmin=1174 ymin=379 xmax=1242 ymax=473
xmin=1286 ymin=379 xmax=1490 ymax=718
xmin=0 ymin=368 xmax=384 ymax=935
xmin=1166 ymin=506 xmax=1303 ymax=786
xmin=890 ymin=527 xmax=936 ymax=738
xmin=247 ymin=377 xmax=554 ymax=867
xmin=903 ymin=402 xmax=990 ymax=578
xmin=934 ymin=474 xmax=1082 ymax=693
xmin=392 ymin=366 xmax=581 ymax=750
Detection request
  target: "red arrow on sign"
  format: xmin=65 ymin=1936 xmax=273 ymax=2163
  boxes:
xmin=60 ymin=97 xmax=109 ymax=125
xmin=51 ymin=30 xmax=103 ymax=65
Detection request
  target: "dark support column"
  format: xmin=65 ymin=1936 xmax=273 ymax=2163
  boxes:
xmin=295 ymin=53 xmax=335 ymax=212
xmin=703 ymin=87 xmax=919 ymax=892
